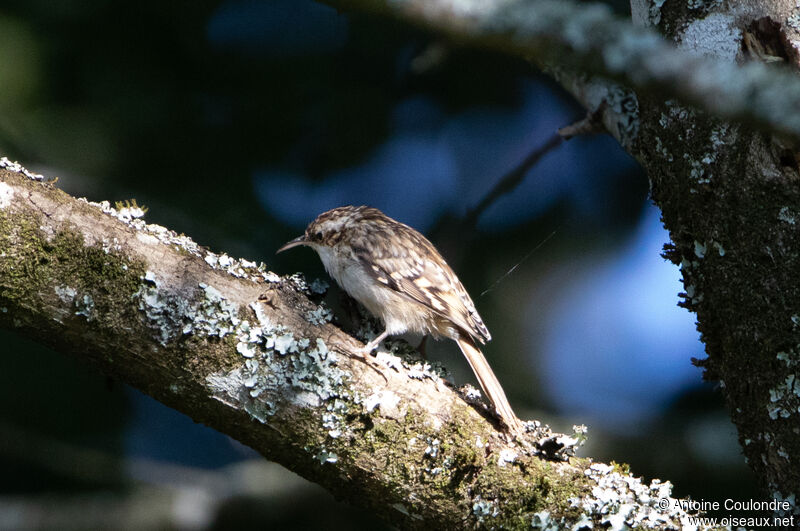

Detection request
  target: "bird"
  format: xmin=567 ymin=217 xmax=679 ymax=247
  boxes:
xmin=277 ymin=205 xmax=524 ymax=435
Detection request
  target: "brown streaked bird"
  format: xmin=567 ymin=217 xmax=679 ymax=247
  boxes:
xmin=277 ymin=205 xmax=524 ymax=435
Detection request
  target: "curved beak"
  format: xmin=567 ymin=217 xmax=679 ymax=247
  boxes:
xmin=277 ymin=235 xmax=306 ymax=254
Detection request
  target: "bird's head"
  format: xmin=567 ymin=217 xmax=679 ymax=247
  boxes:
xmin=277 ymin=205 xmax=377 ymax=253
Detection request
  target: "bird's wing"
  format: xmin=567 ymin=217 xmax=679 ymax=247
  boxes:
xmin=352 ymin=228 xmax=491 ymax=343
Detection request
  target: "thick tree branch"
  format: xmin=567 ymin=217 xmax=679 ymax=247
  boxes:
xmin=319 ymin=0 xmax=800 ymax=142
xmin=0 ymin=163 xmax=704 ymax=528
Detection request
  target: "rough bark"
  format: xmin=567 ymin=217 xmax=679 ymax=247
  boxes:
xmin=631 ymin=0 xmax=800 ymax=507
xmin=313 ymin=0 xmax=800 ymax=510
xmin=569 ymin=0 xmax=800 ymax=510
xmin=0 ymin=163 xmax=705 ymax=528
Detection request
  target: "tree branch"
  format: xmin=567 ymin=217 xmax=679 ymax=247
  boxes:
xmin=318 ymin=0 xmax=800 ymax=142
xmin=0 ymin=163 xmax=703 ymax=528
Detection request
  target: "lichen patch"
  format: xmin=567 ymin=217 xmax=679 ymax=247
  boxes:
xmin=206 ymin=299 xmax=361 ymax=449
xmin=81 ymin=198 xmax=281 ymax=284
xmin=0 ymin=158 xmax=44 ymax=181
xmin=569 ymin=463 xmax=690 ymax=529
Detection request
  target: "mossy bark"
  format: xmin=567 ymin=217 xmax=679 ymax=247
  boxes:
xmin=630 ymin=1 xmax=800 ymax=503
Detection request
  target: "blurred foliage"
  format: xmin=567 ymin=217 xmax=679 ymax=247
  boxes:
xmin=0 ymin=331 xmax=127 ymax=493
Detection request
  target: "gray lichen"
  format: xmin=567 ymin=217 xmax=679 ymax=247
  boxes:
xmin=131 ymin=266 xmax=356 ymax=432
xmin=767 ymin=374 xmax=800 ymax=421
xmin=82 ymin=198 xmax=280 ymax=285
xmin=629 ymin=0 xmax=668 ymax=27
xmin=305 ymin=305 xmax=333 ymax=325
xmin=132 ymin=272 xmax=193 ymax=346
xmin=74 ymin=293 xmax=95 ymax=321
xmin=603 ymin=85 xmax=640 ymax=150
xmin=54 ymin=285 xmax=77 ymax=304
xmin=772 ymin=491 xmax=799 ymax=516
xmin=190 ymin=283 xmax=241 ymax=337
xmin=472 ymin=496 xmax=499 ymax=523
xmin=0 ymin=157 xmax=44 ymax=181
xmin=131 ymin=267 xmax=244 ymax=346
xmin=569 ymin=463 xmax=690 ymax=529
xmin=778 ymin=207 xmax=797 ymax=226
xmin=206 ymin=296 xmax=362 ymax=451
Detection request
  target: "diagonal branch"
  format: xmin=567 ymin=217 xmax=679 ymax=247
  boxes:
xmin=463 ymin=133 xmax=563 ymax=229
xmin=0 ymin=163 xmax=703 ymax=529
xmin=464 ymin=105 xmax=607 ymax=229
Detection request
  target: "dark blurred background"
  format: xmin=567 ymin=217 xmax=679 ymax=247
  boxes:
xmin=0 ymin=0 xmax=756 ymax=529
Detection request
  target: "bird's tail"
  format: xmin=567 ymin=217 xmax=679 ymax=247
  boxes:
xmin=456 ymin=336 xmax=524 ymax=435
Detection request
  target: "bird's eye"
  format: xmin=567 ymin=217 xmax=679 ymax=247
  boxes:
xmin=314 ymin=231 xmax=323 ymax=241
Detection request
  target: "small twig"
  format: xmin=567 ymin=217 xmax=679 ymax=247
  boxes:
xmin=463 ymin=134 xmax=563 ymax=229
xmin=464 ymin=104 xmax=608 ymax=229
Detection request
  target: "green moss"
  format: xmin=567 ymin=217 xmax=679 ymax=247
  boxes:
xmin=541 ymin=460 xmax=592 ymax=522
xmin=113 ymin=198 xmax=147 ymax=213
xmin=0 ymin=207 xmax=146 ymax=331
xmin=304 ymin=394 xmax=594 ymax=527
xmin=610 ymin=460 xmax=631 ymax=475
